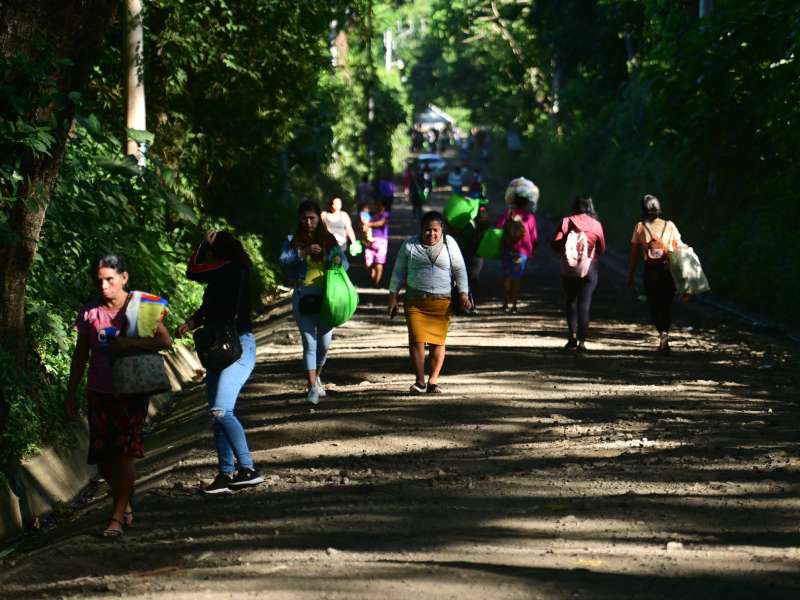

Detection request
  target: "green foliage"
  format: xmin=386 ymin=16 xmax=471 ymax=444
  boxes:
xmin=2 ymin=1 xmax=385 ymax=471
xmin=0 ymin=48 xmax=66 ymax=219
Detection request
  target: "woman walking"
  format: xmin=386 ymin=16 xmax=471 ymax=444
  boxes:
xmin=321 ymin=196 xmax=357 ymax=253
xmin=280 ymin=200 xmax=347 ymax=405
xmin=551 ymin=196 xmax=606 ymax=352
xmin=66 ymin=253 xmax=172 ymax=536
xmin=364 ymin=197 xmax=390 ymax=287
xmin=627 ymin=194 xmax=683 ymax=354
xmin=176 ymin=231 xmax=263 ymax=494
xmin=388 ymin=211 xmax=471 ymax=394
xmin=495 ymin=182 xmax=538 ymax=313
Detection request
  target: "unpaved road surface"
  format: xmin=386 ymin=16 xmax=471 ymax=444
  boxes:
xmin=1 ymin=189 xmax=799 ymax=599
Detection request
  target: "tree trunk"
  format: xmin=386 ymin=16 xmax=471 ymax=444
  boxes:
xmin=0 ymin=0 xmax=118 ymax=426
xmin=699 ymin=0 xmax=714 ymax=19
xmin=123 ymin=0 xmax=146 ymax=161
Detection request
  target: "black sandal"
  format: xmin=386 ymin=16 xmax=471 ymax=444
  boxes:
xmin=409 ymin=382 xmax=427 ymax=394
xmin=426 ymin=383 xmax=443 ymax=394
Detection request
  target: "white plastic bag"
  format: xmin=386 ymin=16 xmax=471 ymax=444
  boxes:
xmin=669 ymin=245 xmax=710 ymax=295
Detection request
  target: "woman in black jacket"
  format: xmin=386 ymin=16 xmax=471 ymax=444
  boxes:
xmin=175 ymin=231 xmax=263 ymax=494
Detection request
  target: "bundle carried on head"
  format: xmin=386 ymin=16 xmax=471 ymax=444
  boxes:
xmin=504 ymin=177 xmax=540 ymax=212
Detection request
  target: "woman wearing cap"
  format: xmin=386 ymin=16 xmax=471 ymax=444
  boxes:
xmin=176 ymin=231 xmax=264 ymax=494
xmin=388 ymin=211 xmax=471 ymax=394
xmin=627 ymin=194 xmax=683 ymax=354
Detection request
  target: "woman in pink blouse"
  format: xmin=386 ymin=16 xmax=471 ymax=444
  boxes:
xmin=494 ymin=193 xmax=538 ymax=313
xmin=66 ymin=253 xmax=171 ymax=537
xmin=551 ymin=196 xmax=606 ymax=351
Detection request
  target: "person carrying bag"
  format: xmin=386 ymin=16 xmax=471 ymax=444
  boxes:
xmin=551 ymin=196 xmax=606 ymax=352
xmin=66 ymin=253 xmax=172 ymax=537
xmin=627 ymin=194 xmax=684 ymax=354
xmin=388 ymin=210 xmax=471 ymax=395
xmin=175 ymin=231 xmax=264 ymax=494
xmin=280 ymin=200 xmax=349 ymax=405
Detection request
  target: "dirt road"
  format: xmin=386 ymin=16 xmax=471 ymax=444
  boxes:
xmin=1 ymin=189 xmax=798 ymax=599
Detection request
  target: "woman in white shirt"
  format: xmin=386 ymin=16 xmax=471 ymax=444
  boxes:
xmin=321 ymin=197 xmax=357 ymax=252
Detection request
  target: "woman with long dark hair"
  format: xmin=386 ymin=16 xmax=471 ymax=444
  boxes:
xmin=280 ymin=200 xmax=347 ymax=405
xmin=67 ymin=253 xmax=172 ymax=535
xmin=176 ymin=231 xmax=263 ymax=494
xmin=627 ymin=194 xmax=683 ymax=354
xmin=551 ymin=196 xmax=606 ymax=352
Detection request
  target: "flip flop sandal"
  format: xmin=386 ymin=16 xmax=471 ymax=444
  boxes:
xmin=426 ymin=383 xmax=443 ymax=394
xmin=122 ymin=511 xmax=134 ymax=527
xmin=409 ymin=383 xmax=427 ymax=394
xmin=103 ymin=517 xmax=125 ymax=538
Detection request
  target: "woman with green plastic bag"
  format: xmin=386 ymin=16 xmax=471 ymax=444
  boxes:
xmin=280 ymin=200 xmax=349 ymax=405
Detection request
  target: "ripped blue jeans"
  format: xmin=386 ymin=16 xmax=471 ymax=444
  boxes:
xmin=206 ymin=332 xmax=256 ymax=475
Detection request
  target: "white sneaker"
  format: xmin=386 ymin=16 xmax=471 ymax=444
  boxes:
xmin=306 ymin=386 xmax=320 ymax=405
xmin=314 ymin=377 xmax=327 ymax=397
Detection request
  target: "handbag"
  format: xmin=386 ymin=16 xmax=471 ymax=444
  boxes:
xmin=111 ymin=292 xmax=171 ymax=395
xmin=193 ymin=269 xmax=245 ymax=370
xmin=112 ymin=351 xmax=171 ymax=395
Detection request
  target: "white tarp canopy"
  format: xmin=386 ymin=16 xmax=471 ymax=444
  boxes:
xmin=416 ymin=104 xmax=456 ymax=130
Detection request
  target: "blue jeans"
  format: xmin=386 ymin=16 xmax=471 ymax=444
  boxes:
xmin=292 ymin=289 xmax=333 ymax=372
xmin=206 ymin=332 xmax=256 ymax=475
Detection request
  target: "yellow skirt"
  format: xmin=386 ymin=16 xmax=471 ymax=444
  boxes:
xmin=405 ymin=297 xmax=452 ymax=345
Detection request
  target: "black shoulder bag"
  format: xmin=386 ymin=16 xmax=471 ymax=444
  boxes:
xmin=193 ymin=269 xmax=245 ymax=371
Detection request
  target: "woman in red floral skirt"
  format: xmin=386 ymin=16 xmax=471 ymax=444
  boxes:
xmin=66 ymin=253 xmax=171 ymax=537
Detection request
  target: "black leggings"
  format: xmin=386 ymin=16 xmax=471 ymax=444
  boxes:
xmin=562 ymin=264 xmax=599 ymax=340
xmin=644 ymin=264 xmax=676 ymax=333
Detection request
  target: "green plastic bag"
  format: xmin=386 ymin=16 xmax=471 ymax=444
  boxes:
xmin=443 ymin=194 xmax=479 ymax=230
xmin=477 ymin=228 xmax=504 ymax=259
xmin=320 ymin=264 xmax=359 ymax=327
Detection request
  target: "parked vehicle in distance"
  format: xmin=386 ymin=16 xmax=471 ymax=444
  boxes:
xmin=414 ymin=153 xmax=448 ymax=185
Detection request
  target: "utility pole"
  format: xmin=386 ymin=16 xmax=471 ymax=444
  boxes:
xmin=384 ymin=28 xmax=393 ymax=71
xmin=365 ymin=0 xmax=375 ymax=177
xmin=123 ymin=0 xmax=146 ymax=164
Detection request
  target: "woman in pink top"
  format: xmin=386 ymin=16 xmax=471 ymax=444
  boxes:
xmin=551 ymin=196 xmax=606 ymax=352
xmin=494 ymin=193 xmax=538 ymax=313
xmin=66 ymin=253 xmax=172 ymax=537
